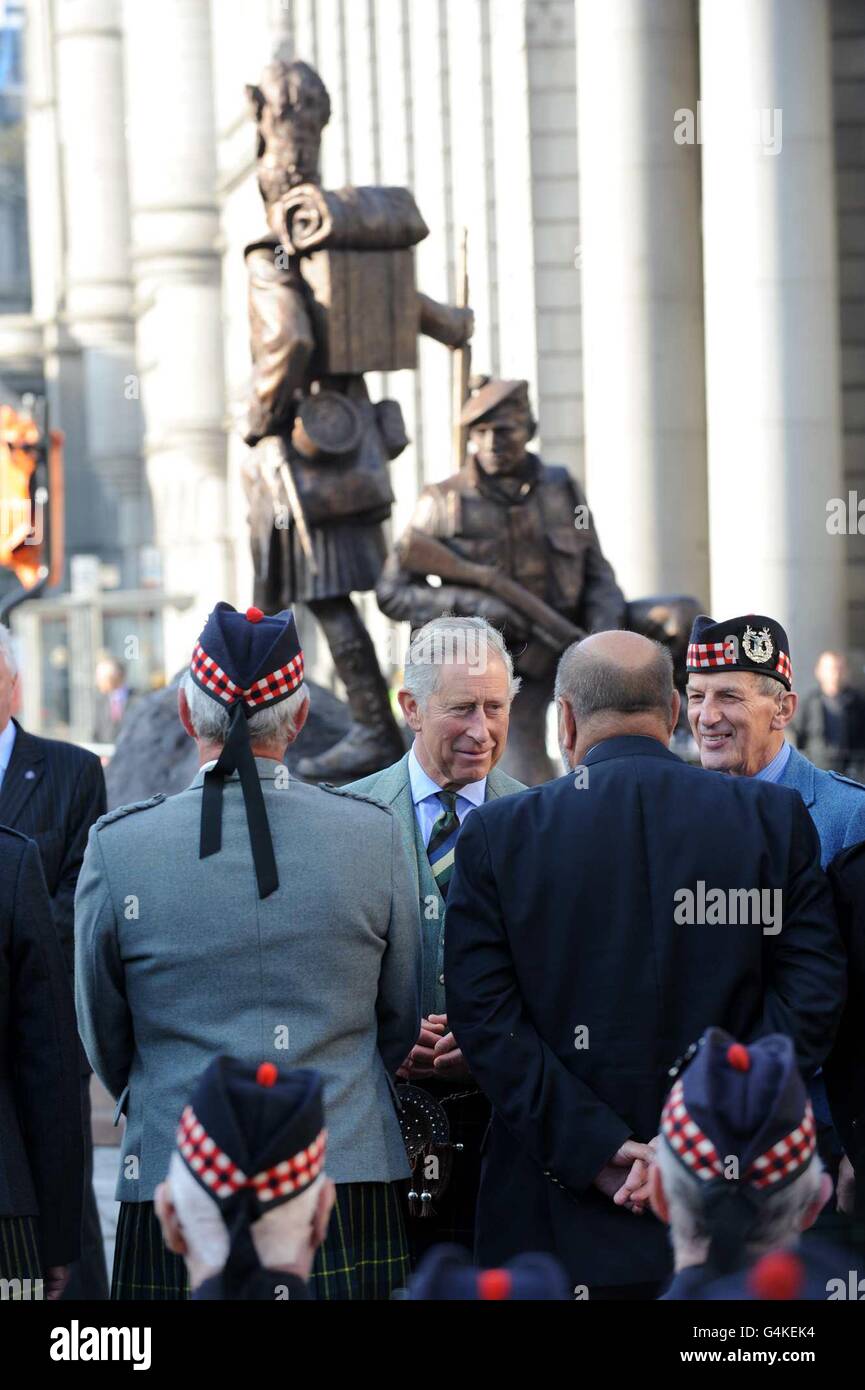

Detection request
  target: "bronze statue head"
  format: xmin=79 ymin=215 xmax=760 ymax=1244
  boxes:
xmin=247 ymin=60 xmax=331 ymax=208
xmin=461 ymin=378 xmax=537 ymax=477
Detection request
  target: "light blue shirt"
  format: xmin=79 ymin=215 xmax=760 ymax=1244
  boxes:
xmin=755 ymin=740 xmax=792 ymax=784
xmin=408 ymin=744 xmax=486 ymax=847
xmin=0 ymin=719 xmax=16 ymax=791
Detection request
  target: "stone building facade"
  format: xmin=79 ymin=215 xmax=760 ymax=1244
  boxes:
xmin=2 ymin=0 xmax=863 ymax=722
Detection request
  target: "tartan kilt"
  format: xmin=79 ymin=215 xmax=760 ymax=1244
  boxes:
xmin=112 ymin=1182 xmax=409 ymax=1302
xmin=0 ymin=1216 xmax=41 ymax=1289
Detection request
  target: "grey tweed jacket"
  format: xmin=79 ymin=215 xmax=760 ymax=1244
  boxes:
xmin=74 ymin=759 xmax=422 ymax=1200
xmin=347 ymin=753 xmax=525 ymax=1017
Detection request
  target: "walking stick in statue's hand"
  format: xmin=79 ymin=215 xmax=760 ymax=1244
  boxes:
xmin=452 ymin=227 xmax=471 ymax=473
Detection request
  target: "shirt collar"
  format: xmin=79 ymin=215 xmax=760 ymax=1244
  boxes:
xmin=408 ymin=744 xmax=487 ymax=807
xmin=755 ymin=739 xmax=792 ymax=784
xmin=0 ymin=718 xmax=16 ymax=774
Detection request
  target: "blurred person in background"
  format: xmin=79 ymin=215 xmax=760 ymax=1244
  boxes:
xmin=92 ymin=655 xmax=131 ymax=745
xmin=796 ymin=650 xmax=865 ymax=780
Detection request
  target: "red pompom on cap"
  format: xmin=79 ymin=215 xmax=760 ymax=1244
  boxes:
xmin=246 ymin=606 xmax=264 ymax=623
xmin=477 ymin=1268 xmax=512 ymax=1301
xmin=256 ymin=1062 xmax=278 ymax=1087
xmin=726 ymin=1043 xmax=750 ymax=1072
xmin=749 ymin=1251 xmax=804 ymax=1301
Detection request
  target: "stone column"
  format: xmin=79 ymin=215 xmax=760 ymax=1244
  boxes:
xmin=700 ymin=0 xmax=845 ymax=679
xmin=575 ymin=0 xmax=709 ymax=602
xmin=49 ymin=0 xmax=144 ymax=580
xmin=122 ymin=0 xmax=228 ymax=672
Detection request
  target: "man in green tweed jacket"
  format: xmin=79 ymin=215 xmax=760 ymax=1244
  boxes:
xmin=348 ymin=615 xmax=525 ymax=1261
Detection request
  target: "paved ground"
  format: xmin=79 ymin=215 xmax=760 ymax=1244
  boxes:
xmin=93 ymin=1146 xmax=122 ymax=1280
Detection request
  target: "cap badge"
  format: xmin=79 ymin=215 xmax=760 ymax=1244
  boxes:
xmin=742 ymin=624 xmax=774 ymax=665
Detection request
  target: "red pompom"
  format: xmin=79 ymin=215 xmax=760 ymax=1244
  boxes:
xmin=477 ymin=1268 xmax=512 ymax=1301
xmin=246 ymin=607 xmax=264 ymax=623
xmin=726 ymin=1043 xmax=750 ymax=1072
xmin=748 ymin=1251 xmax=804 ymax=1301
xmin=256 ymin=1062 xmax=278 ymax=1087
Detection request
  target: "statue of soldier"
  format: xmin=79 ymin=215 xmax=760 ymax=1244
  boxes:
xmin=242 ymin=58 xmax=473 ymax=780
xmin=376 ymin=378 xmax=628 ymax=784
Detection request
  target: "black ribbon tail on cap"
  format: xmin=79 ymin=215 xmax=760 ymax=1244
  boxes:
xmin=221 ymin=1193 xmax=264 ymax=1300
xmin=703 ymin=1183 xmax=763 ymax=1276
xmin=199 ymin=702 xmax=279 ymax=900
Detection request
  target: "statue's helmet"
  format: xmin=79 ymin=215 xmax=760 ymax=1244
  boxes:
xmin=247 ymin=60 xmax=331 ymax=204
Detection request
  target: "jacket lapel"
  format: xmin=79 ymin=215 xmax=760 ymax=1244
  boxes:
xmin=0 ymin=721 xmax=45 ymax=825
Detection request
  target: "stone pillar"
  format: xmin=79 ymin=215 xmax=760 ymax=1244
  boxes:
xmin=122 ymin=0 xmax=228 ymax=672
xmin=49 ymin=0 xmax=145 ymax=579
xmin=575 ymin=0 xmax=709 ymax=602
xmin=700 ymin=0 xmax=845 ymax=680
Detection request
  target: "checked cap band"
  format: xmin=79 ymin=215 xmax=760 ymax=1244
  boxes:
xmin=191 ymin=602 xmax=305 ymax=899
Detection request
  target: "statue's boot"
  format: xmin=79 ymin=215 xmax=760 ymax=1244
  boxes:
xmin=297 ymin=606 xmax=404 ymax=780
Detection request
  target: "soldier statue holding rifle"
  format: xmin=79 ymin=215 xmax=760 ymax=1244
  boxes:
xmin=376 ymin=377 xmax=628 ymax=784
xmin=242 ymin=57 xmax=473 ymax=780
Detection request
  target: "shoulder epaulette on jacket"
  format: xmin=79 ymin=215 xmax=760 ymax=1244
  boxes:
xmin=95 ymin=793 xmax=167 ymax=830
xmin=318 ymin=783 xmax=392 ymax=813
xmin=828 ymin=771 xmax=865 ymax=794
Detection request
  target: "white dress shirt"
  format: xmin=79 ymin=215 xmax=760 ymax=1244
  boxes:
xmin=0 ymin=718 xmax=16 ymax=792
xmin=408 ymin=744 xmax=486 ymax=847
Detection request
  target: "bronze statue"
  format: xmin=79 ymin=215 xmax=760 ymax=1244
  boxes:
xmin=377 ymin=378 xmax=699 ymax=784
xmin=242 ymin=59 xmax=473 ymax=779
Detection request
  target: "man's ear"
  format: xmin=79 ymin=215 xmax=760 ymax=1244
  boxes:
xmin=669 ymin=688 xmax=681 ymax=734
xmin=312 ymin=1178 xmax=336 ymax=1250
xmin=398 ymin=688 xmax=422 ymax=733
xmin=177 ymin=686 xmax=197 ymax=740
xmin=557 ymin=696 xmax=577 ymax=760
xmin=801 ymin=1171 xmax=833 ymax=1231
xmin=648 ymin=1162 xmax=669 ymax=1225
xmin=771 ymin=690 xmax=798 ymax=731
xmin=284 ymin=694 xmax=310 ymax=745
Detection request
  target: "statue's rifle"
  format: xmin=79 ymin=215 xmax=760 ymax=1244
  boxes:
xmin=452 ymin=227 xmax=471 ymax=472
xmin=399 ymin=529 xmax=583 ymax=652
xmin=265 ymin=438 xmax=319 ymax=578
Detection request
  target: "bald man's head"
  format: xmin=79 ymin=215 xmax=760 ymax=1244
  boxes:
xmin=555 ymin=631 xmax=678 ymax=767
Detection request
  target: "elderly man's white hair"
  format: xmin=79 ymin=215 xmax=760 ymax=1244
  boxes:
xmin=167 ymin=1150 xmax=323 ymax=1271
xmin=0 ymin=622 xmax=18 ymax=678
xmin=402 ymin=615 xmax=520 ymax=708
xmin=656 ymin=1139 xmax=823 ymax=1266
xmin=180 ymin=669 xmax=308 ymax=744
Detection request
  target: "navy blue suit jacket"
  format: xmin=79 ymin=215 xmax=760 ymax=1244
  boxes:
xmin=0 ymin=827 xmax=84 ymax=1264
xmin=444 ymin=735 xmax=845 ymax=1290
xmin=0 ymin=720 xmax=107 ymax=1076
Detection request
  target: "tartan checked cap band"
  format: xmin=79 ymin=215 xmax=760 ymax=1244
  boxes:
xmin=190 ymin=602 xmax=305 ymax=714
xmin=176 ymin=1057 xmax=327 ymax=1214
xmin=686 ymin=613 xmax=793 ymax=690
xmin=660 ymin=1029 xmax=815 ymax=1198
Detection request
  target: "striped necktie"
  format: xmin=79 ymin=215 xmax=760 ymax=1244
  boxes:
xmin=427 ymin=790 xmax=461 ymax=899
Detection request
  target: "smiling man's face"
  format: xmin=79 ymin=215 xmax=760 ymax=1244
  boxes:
xmin=687 ymin=670 xmax=796 ymax=777
xmin=399 ymin=656 xmax=512 ymax=789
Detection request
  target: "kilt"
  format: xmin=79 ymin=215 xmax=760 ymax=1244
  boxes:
xmin=0 ymin=1216 xmax=41 ymax=1289
xmin=111 ymin=1201 xmax=188 ymax=1301
xmin=273 ymin=517 xmax=387 ymax=603
xmin=112 ymin=1182 xmax=409 ymax=1301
